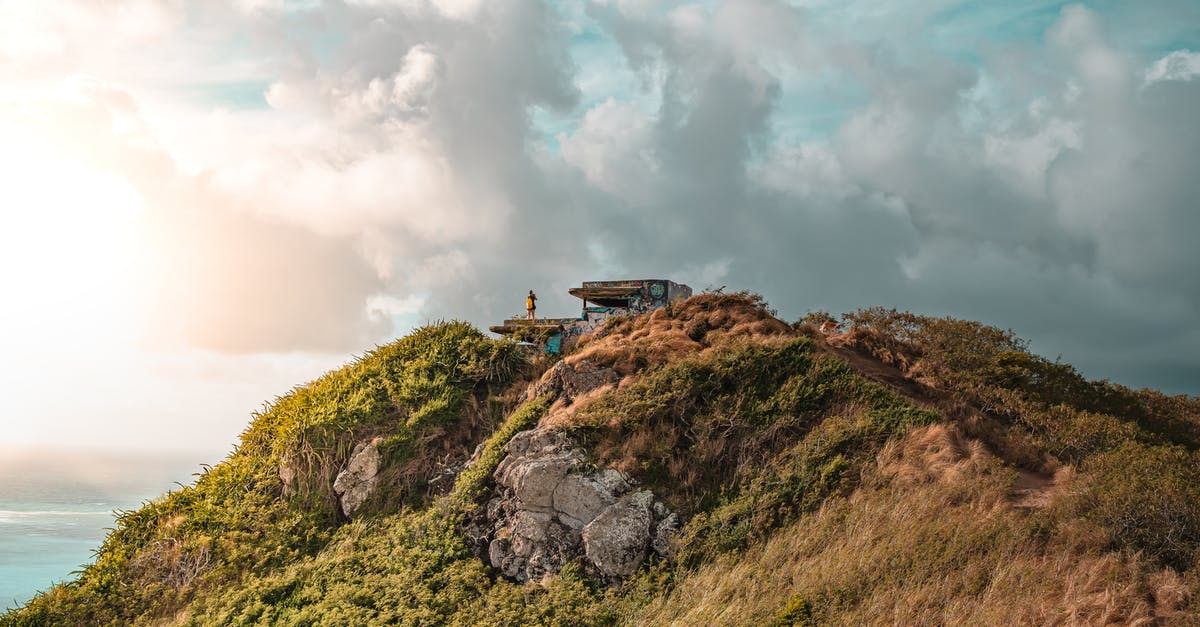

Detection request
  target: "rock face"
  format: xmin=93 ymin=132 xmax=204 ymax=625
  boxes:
xmin=473 ymin=428 xmax=676 ymax=582
xmin=526 ymin=359 xmax=619 ymax=403
xmin=333 ymin=440 xmax=382 ymax=517
xmin=582 ymin=491 xmax=654 ymax=578
xmin=279 ymin=454 xmax=299 ymax=499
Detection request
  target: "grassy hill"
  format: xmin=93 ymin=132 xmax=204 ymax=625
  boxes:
xmin=4 ymin=293 xmax=1198 ymax=625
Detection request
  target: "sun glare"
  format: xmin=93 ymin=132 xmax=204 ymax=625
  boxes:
xmin=0 ymin=118 xmax=146 ymax=342
xmin=0 ymin=108 xmax=150 ymax=445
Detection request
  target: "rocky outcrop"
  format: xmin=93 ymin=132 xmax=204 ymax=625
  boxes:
xmin=471 ymin=428 xmax=676 ymax=583
xmin=279 ymin=454 xmax=299 ymax=499
xmin=582 ymin=491 xmax=655 ymax=578
xmin=525 ymin=359 xmax=619 ymax=403
xmin=333 ymin=439 xmax=382 ymax=517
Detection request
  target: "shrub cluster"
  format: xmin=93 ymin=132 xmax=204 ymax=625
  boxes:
xmin=836 ymin=307 xmax=1200 ymax=570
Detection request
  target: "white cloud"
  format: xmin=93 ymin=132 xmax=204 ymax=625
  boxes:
xmin=1144 ymin=49 xmax=1200 ymax=85
xmin=344 ymin=0 xmax=484 ymax=20
xmin=367 ymin=293 xmax=426 ymax=320
xmin=559 ymin=98 xmax=660 ymax=203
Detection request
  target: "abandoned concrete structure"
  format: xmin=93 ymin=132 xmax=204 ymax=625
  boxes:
xmin=490 ymin=279 xmax=693 ymax=354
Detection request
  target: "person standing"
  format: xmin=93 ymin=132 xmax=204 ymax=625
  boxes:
xmin=526 ymin=290 xmax=537 ymax=323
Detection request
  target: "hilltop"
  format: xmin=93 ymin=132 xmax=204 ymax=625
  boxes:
xmin=4 ymin=292 xmax=1199 ymax=625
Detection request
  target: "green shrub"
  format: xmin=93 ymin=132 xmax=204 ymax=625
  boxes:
xmin=770 ymin=594 xmax=814 ymax=627
xmin=843 ymin=308 xmax=1200 ymax=460
xmin=1068 ymin=442 xmax=1200 ymax=570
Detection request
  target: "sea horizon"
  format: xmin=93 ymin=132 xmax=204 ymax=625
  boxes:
xmin=0 ymin=445 xmax=221 ymax=610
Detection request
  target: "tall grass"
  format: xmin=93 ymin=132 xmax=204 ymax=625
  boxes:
xmin=633 ymin=442 xmax=1166 ymax=625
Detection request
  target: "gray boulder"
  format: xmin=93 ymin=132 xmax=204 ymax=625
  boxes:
xmin=582 ymin=491 xmax=654 ymax=579
xmin=554 ymin=474 xmax=616 ymax=529
xmin=278 ymin=454 xmax=299 ymax=498
xmin=526 ymin=360 xmax=571 ymax=401
xmin=476 ymin=427 xmax=675 ymax=583
xmin=333 ymin=440 xmax=381 ymax=517
xmin=503 ymin=452 xmax=579 ymax=510
xmin=499 ymin=427 xmax=573 ymax=460
xmin=651 ymin=513 xmax=680 ymax=559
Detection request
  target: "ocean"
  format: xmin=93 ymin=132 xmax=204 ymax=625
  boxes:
xmin=0 ymin=448 xmax=216 ymax=611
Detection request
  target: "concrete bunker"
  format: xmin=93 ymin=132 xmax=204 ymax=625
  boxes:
xmin=490 ymin=279 xmax=692 ymax=354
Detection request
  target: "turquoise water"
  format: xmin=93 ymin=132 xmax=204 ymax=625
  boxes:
xmin=0 ymin=449 xmax=214 ymax=610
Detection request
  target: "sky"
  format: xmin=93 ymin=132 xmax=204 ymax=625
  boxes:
xmin=0 ymin=0 xmax=1197 ymax=456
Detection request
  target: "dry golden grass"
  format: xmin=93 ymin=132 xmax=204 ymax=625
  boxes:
xmin=632 ymin=424 xmax=1189 ymax=626
xmin=568 ymin=293 xmax=795 ymax=376
xmin=552 ymin=302 xmax=1200 ymax=626
xmin=1149 ymin=569 xmax=1194 ymax=621
xmin=538 ymin=383 xmax=617 ymax=430
xmin=827 ymin=326 xmax=917 ymax=379
xmin=876 ymin=423 xmax=994 ymax=489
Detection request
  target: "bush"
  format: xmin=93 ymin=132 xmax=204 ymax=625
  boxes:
xmin=770 ymin=595 xmax=814 ymax=627
xmin=841 ymin=307 xmax=1200 ymax=461
xmin=1069 ymin=442 xmax=1200 ymax=570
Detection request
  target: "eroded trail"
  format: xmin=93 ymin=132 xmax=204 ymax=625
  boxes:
xmin=822 ymin=335 xmax=1061 ymax=510
xmin=824 ymin=340 xmax=933 ymax=406
xmin=1011 ymin=469 xmax=1058 ymax=509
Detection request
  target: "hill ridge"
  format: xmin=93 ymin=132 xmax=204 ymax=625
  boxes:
xmin=4 ymin=293 xmax=1198 ymax=625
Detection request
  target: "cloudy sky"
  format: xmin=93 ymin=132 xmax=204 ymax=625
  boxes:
xmin=0 ymin=0 xmax=1197 ymax=455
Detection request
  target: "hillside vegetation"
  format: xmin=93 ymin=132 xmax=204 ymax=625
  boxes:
xmin=4 ymin=294 xmax=1199 ymax=625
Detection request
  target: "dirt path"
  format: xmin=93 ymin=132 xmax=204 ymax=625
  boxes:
xmin=822 ymin=340 xmax=934 ymax=406
xmin=1010 ymin=469 xmax=1057 ymax=509
xmin=821 ymin=336 xmax=1060 ymax=510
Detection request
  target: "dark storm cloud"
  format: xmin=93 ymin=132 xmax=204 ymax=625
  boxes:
xmin=549 ymin=2 xmax=1197 ymax=393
